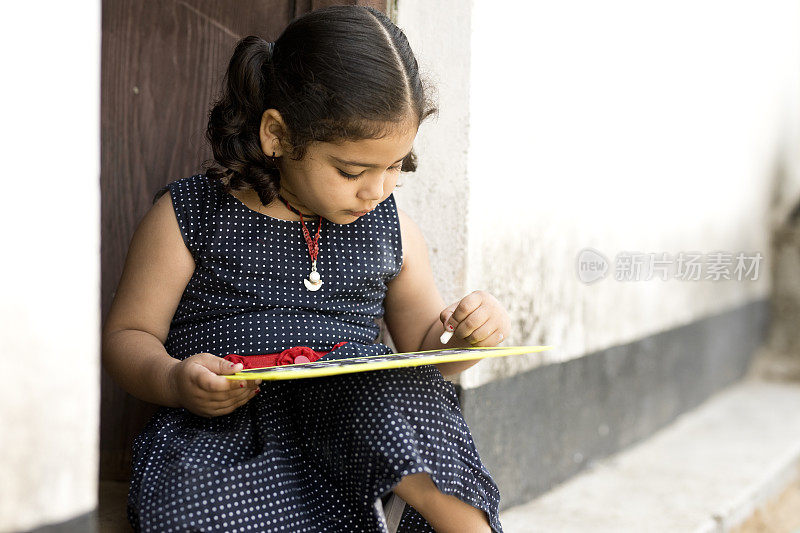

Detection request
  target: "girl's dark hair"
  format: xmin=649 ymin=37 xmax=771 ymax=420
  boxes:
xmin=203 ymin=5 xmax=438 ymax=206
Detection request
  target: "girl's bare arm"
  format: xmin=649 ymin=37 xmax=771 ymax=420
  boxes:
xmin=383 ymin=208 xmax=479 ymax=377
xmin=101 ymin=191 xmax=196 ymax=407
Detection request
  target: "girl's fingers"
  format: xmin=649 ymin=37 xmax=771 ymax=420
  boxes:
xmin=466 ymin=324 xmax=497 ymax=345
xmin=195 ymin=371 xmax=235 ymax=393
xmin=225 ymin=375 xmax=262 ymax=389
xmin=226 ymin=378 xmax=260 ymax=391
xmin=219 ymin=387 xmax=260 ymax=412
xmin=196 ymin=382 xmax=258 ymax=402
xmin=202 ymin=385 xmax=256 ymax=403
xmin=477 ymin=328 xmax=504 ymax=346
xmin=196 ymin=372 xmax=257 ymax=394
xmin=201 ymin=388 xmax=259 ymax=417
xmin=456 ymin=307 xmax=491 ymax=340
xmin=445 ymin=291 xmax=485 ymax=330
xmin=440 ymin=302 xmax=459 ymax=327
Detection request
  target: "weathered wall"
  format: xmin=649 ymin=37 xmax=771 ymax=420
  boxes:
xmin=394 ymin=0 xmax=473 ymax=305
xmin=0 ymin=2 xmax=101 ymax=531
xmin=396 ymin=0 xmax=800 ymax=389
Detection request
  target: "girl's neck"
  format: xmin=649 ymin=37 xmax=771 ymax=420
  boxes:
xmin=227 ymin=185 xmax=317 ymax=221
xmin=276 ymin=187 xmax=319 ymax=218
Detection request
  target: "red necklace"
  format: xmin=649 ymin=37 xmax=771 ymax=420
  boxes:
xmin=277 ymin=193 xmax=324 ymax=291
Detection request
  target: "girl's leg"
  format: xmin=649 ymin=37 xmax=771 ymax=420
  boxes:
xmin=392 ymin=472 xmax=492 ymax=533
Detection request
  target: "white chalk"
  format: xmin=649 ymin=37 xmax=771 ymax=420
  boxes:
xmin=440 ymin=330 xmax=454 ymax=344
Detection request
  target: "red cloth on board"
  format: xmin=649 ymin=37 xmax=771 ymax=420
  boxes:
xmin=223 ymin=341 xmax=349 ymax=369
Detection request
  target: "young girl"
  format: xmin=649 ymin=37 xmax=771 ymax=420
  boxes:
xmin=102 ymin=6 xmax=511 ymax=532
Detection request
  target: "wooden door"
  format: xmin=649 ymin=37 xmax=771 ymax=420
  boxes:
xmin=100 ymin=0 xmax=388 ymax=481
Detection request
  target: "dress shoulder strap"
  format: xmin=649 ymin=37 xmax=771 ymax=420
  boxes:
xmin=152 ymin=174 xmax=221 ymax=262
xmin=375 ymin=192 xmax=404 ymax=283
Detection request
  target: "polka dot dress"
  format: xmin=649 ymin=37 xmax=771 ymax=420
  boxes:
xmin=126 ymin=174 xmax=504 ymax=532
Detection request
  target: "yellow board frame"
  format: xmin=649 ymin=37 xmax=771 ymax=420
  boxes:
xmin=225 ymin=345 xmax=553 ymax=381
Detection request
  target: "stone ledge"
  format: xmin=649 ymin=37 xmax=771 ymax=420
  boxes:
xmin=461 ymin=299 xmax=769 ymax=510
xmin=498 ymin=378 xmax=800 ymax=532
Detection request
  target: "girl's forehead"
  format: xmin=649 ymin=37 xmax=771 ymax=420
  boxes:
xmin=322 ymin=128 xmax=417 ymax=162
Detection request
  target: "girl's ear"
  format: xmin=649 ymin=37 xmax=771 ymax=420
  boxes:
xmin=259 ymin=109 xmax=287 ymax=157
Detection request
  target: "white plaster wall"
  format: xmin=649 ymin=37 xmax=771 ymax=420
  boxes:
xmin=465 ymin=0 xmax=800 ymax=388
xmin=397 ymin=0 xmax=800 ymax=389
xmin=394 ymin=0 xmax=473 ymax=304
xmin=0 ymin=2 xmax=101 ymax=531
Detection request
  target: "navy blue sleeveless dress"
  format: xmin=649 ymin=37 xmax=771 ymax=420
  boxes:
xmin=126 ymin=174 xmax=504 ymax=532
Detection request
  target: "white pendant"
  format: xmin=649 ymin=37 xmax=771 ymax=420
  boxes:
xmin=304 ymin=260 xmax=323 ymax=291
xmin=304 ymin=277 xmax=323 ymax=291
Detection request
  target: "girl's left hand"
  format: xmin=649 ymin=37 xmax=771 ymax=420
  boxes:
xmin=440 ymin=290 xmax=511 ymax=347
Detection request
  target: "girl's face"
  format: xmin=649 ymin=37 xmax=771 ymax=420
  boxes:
xmin=262 ymin=112 xmax=418 ymax=225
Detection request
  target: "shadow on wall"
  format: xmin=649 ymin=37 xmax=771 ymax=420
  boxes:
xmin=749 ymin=134 xmax=800 ymax=382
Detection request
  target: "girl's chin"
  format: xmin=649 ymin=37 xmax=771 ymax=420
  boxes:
xmin=339 ymin=213 xmax=362 ymax=224
xmin=314 ymin=212 xmax=358 ymax=225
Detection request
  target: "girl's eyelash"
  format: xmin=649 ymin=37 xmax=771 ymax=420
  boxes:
xmin=337 ymin=165 xmax=402 ymax=180
xmin=337 ymin=169 xmax=362 ymax=179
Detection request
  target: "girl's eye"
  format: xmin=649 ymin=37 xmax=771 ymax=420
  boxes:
xmin=336 ymin=165 xmax=402 ymax=180
xmin=337 ymin=169 xmax=363 ymax=179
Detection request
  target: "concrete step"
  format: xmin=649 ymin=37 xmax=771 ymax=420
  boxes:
xmin=499 ymin=377 xmax=800 ymax=532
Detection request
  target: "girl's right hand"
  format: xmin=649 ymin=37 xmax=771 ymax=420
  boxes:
xmin=168 ymin=353 xmax=262 ymax=418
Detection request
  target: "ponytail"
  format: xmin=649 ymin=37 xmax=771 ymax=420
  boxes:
xmin=204 ymin=36 xmax=280 ymax=206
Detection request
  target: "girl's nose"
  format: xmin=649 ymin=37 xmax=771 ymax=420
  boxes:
xmin=358 ymin=172 xmax=386 ymax=201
